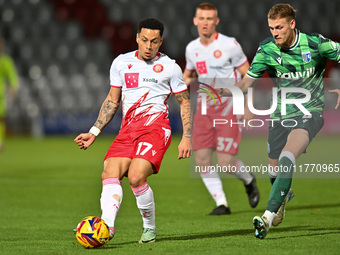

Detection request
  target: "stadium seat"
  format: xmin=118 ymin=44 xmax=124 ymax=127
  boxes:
xmin=1 ymin=0 xmax=338 ymax=135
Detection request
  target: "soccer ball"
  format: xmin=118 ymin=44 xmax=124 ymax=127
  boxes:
xmin=75 ymin=216 xmax=110 ymax=248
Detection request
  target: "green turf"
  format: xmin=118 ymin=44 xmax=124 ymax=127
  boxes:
xmin=1 ymin=134 xmax=340 ymax=254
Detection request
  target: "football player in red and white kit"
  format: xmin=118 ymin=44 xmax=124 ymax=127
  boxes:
xmin=183 ymin=3 xmax=259 ymax=215
xmin=74 ymin=18 xmax=191 ymax=243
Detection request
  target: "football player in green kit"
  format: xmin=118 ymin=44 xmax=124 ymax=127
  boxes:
xmin=218 ymin=3 xmax=340 ymax=239
xmin=0 ymin=38 xmax=19 ymax=151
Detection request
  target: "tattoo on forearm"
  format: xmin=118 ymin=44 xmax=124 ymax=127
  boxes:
xmin=176 ymin=91 xmax=192 ymax=138
xmin=182 ymin=102 xmax=192 ymax=137
xmin=95 ymin=99 xmax=120 ymax=130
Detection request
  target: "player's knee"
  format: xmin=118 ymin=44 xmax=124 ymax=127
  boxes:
xmin=128 ymin=174 xmax=146 ymax=188
xmin=101 ymin=170 xmax=112 ymax=180
xmin=217 ymin=159 xmax=233 ymax=168
xmin=217 ymin=155 xmax=235 ymax=168
xmin=195 ymin=156 xmax=211 ymax=166
xmin=102 ymin=163 xmax=123 ymax=180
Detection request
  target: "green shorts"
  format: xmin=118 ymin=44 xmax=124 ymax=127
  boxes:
xmin=267 ymin=112 xmax=324 ymax=159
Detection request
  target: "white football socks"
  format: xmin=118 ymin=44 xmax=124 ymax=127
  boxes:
xmin=100 ymin=177 xmax=123 ymax=228
xmin=131 ymin=182 xmax=156 ymax=230
xmin=263 ymin=210 xmax=276 ymax=228
xmin=234 ymin=160 xmax=253 ymax=185
xmin=201 ymin=171 xmax=228 ymax=207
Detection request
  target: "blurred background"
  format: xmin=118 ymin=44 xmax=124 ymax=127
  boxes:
xmin=1 ymin=0 xmax=340 ymax=137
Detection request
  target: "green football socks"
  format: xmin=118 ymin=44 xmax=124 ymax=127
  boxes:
xmin=266 ymin=151 xmax=295 ymax=213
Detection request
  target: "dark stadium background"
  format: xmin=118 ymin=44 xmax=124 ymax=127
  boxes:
xmin=2 ymin=0 xmax=339 ymax=136
xmin=1 ymin=2 xmax=340 ymax=253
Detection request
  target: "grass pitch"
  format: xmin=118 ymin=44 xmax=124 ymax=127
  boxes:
xmin=1 ymin=134 xmax=340 ymax=254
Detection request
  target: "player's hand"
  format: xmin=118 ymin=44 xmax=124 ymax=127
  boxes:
xmin=178 ymin=136 xmax=192 ymax=159
xmin=329 ymin=89 xmax=340 ymax=109
xmin=74 ymin=133 xmax=96 ymax=150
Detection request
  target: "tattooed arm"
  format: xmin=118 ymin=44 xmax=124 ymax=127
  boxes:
xmin=74 ymin=87 xmax=121 ymax=150
xmin=175 ymin=89 xmax=192 ymax=159
xmin=93 ymin=87 xmax=121 ymax=130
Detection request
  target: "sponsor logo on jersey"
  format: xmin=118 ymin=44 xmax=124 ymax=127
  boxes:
xmin=196 ymin=61 xmax=208 ymax=75
xmin=143 ymin=78 xmax=158 ymax=83
xmin=302 ymin=51 xmax=311 ymax=63
xmin=276 ymin=67 xmax=315 ymax=79
xmin=213 ymin=49 xmax=222 ymax=58
xmin=125 ymin=73 xmax=139 ymax=88
xmin=153 ymin=64 xmax=164 ymax=73
xmin=128 ymin=64 xmax=133 ymax=69
xmin=210 ymin=65 xmax=224 ymax=69
xmin=276 ymin=57 xmax=282 ymax=64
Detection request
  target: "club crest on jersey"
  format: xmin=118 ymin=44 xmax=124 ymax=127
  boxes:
xmin=153 ymin=64 xmax=164 ymax=73
xmin=213 ymin=50 xmax=222 ymax=58
xmin=302 ymin=51 xmax=311 ymax=63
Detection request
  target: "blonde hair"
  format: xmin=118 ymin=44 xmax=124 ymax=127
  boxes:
xmin=268 ymin=4 xmax=296 ymax=21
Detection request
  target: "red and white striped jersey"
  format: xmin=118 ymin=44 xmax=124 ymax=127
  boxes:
xmin=110 ymin=50 xmax=187 ymax=127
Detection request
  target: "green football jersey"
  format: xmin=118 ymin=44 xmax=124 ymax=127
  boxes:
xmin=0 ymin=53 xmax=18 ymax=97
xmin=247 ymin=29 xmax=340 ymax=119
xmin=0 ymin=53 xmax=18 ymax=115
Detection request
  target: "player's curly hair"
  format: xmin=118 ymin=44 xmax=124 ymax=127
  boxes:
xmin=268 ymin=4 xmax=297 ymax=21
xmin=138 ymin=18 xmax=164 ymax=37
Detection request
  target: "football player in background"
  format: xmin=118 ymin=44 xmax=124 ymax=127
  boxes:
xmin=75 ymin=18 xmax=192 ymax=243
xmin=183 ymin=2 xmax=259 ymax=215
xmin=0 ymin=38 xmax=19 ymax=151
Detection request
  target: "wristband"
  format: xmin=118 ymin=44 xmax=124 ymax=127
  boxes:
xmin=89 ymin=126 xmax=101 ymax=136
